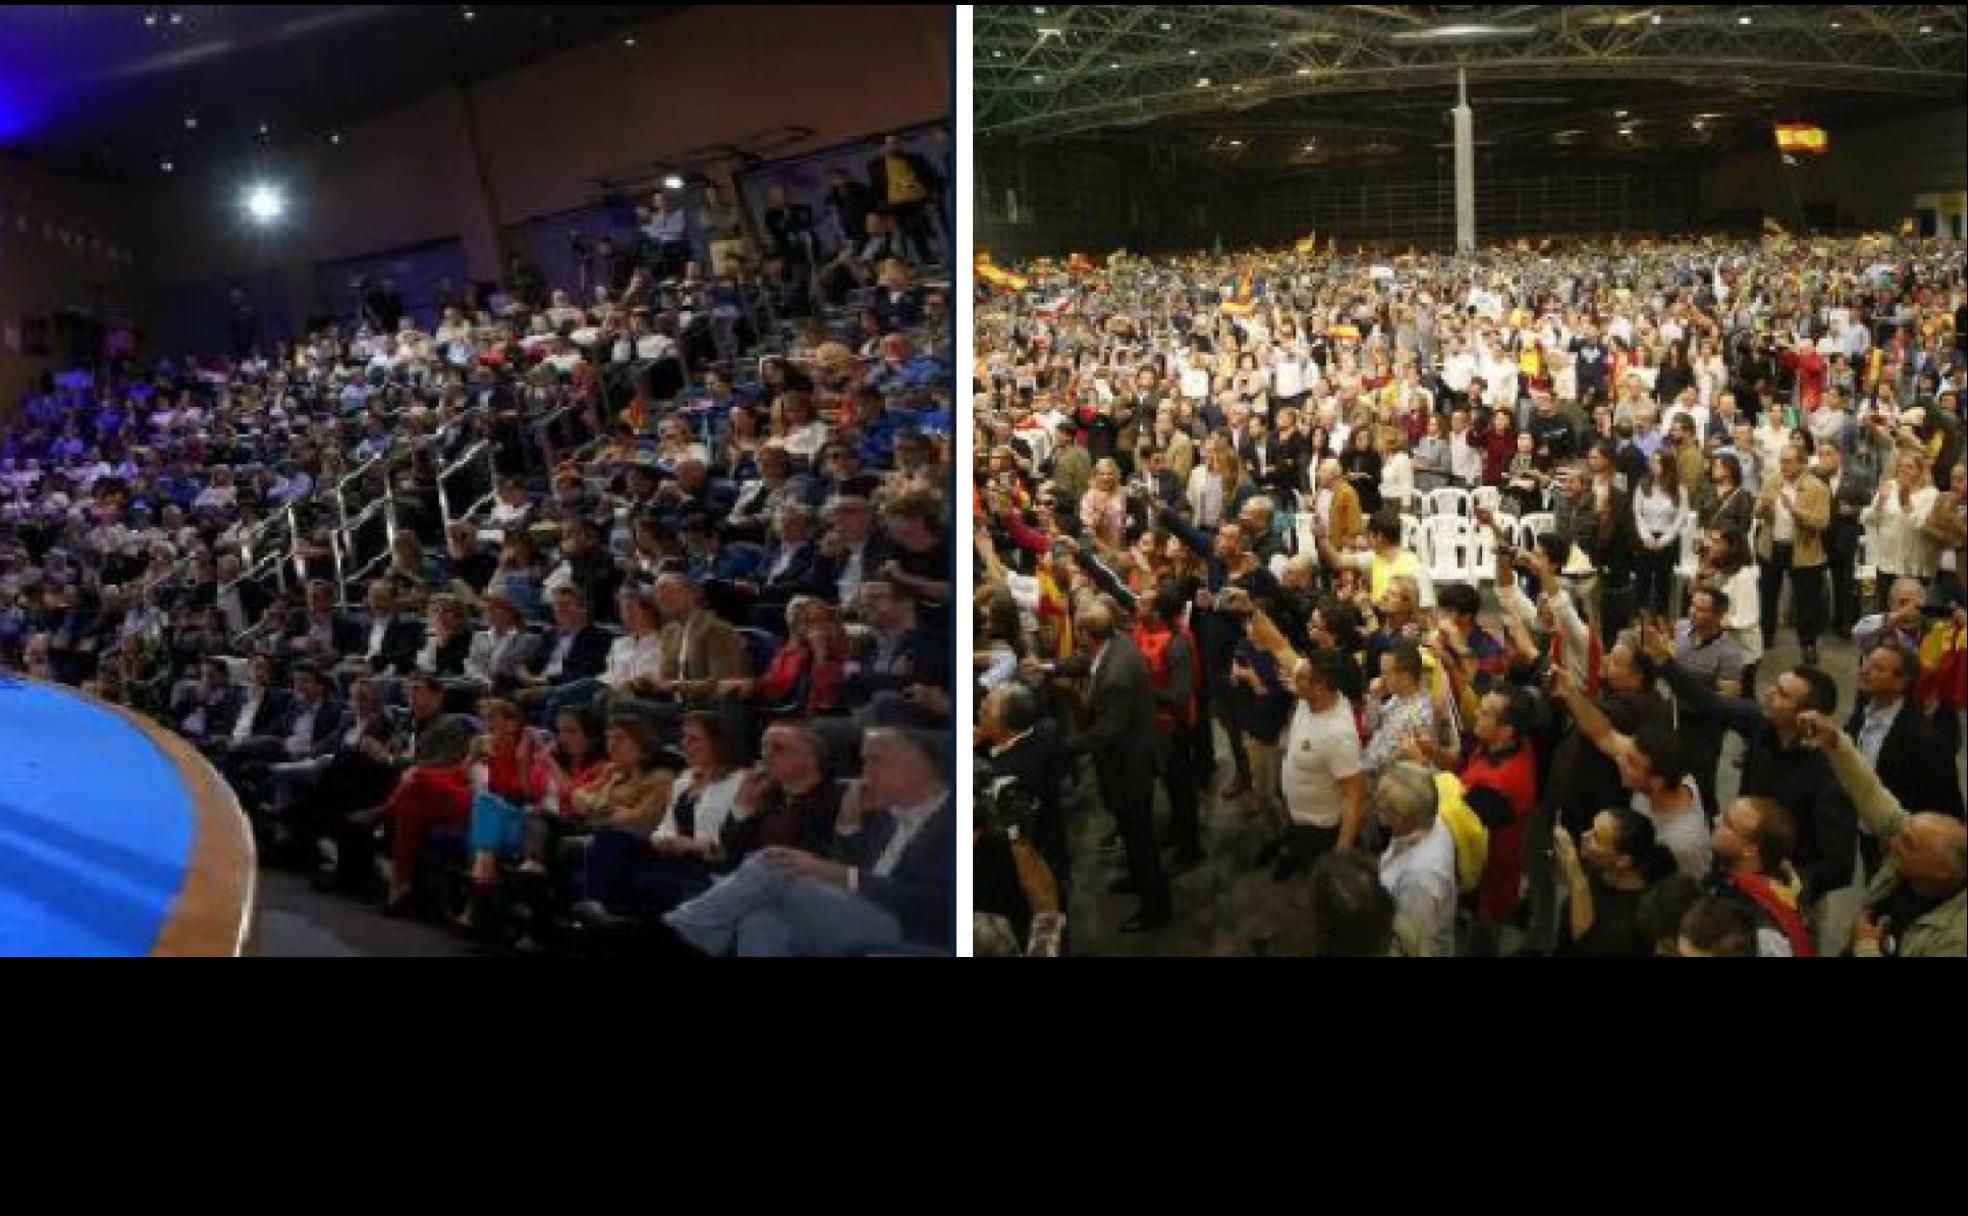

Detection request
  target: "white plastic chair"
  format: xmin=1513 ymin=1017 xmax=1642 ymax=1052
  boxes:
xmin=1469 ymin=527 xmax=1499 ymax=585
xmin=1426 ymin=516 xmax=1475 ymax=586
xmin=1519 ymin=513 xmax=1557 ymax=551
xmin=1401 ymin=515 xmax=1428 ymax=565
xmin=1471 ymin=487 xmax=1504 ymax=519
xmin=1426 ymin=488 xmax=1472 ymax=520
xmin=1857 ymin=526 xmax=1879 ymax=591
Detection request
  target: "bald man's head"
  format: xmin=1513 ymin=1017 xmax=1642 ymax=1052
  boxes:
xmin=1077 ymin=605 xmax=1117 ymax=645
xmin=1895 ymin=814 xmax=1968 ymax=899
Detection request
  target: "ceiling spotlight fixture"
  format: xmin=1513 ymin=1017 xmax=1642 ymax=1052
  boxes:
xmin=244 ymin=184 xmax=287 ymax=225
xmin=662 ymin=174 xmax=687 ymax=191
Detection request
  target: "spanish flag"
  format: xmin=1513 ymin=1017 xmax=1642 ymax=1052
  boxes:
xmin=1221 ymin=269 xmax=1257 ymax=317
xmin=1775 ymin=123 xmax=1829 ymax=157
xmin=1067 ymin=253 xmax=1098 ymax=276
xmin=976 ymin=253 xmax=1030 ymax=293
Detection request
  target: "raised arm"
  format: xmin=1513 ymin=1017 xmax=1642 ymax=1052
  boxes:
xmin=1157 ymin=505 xmax=1214 ymax=562
xmin=1550 ymin=667 xmax=1629 ymax=762
xmin=1801 ymin=713 xmax=1911 ymax=846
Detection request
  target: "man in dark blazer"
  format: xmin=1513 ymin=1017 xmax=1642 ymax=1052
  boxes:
xmin=512 ymin=586 xmax=613 ymax=703
xmin=354 ymin=581 xmax=426 ymax=679
xmin=283 ymin=580 xmax=365 ymax=665
xmin=1816 ymin=440 xmax=1873 ymax=634
xmin=1848 ymin=643 xmax=1965 ymax=843
xmin=1056 ymin=604 xmax=1172 ymax=934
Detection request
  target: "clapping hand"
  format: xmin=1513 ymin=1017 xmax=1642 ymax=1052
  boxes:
xmin=1552 ymin=825 xmax=1581 ymax=876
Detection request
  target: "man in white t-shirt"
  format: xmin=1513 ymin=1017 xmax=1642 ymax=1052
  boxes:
xmin=1266 ymin=649 xmax=1367 ymax=883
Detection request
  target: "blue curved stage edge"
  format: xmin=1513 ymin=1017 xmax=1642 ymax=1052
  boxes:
xmin=0 ymin=678 xmax=197 ymax=957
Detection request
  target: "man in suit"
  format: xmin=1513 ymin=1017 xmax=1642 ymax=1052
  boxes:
xmin=205 ymin=653 xmax=295 ymax=766
xmin=1237 ymin=415 xmax=1289 ymax=496
xmin=548 ymin=517 xmax=626 ymax=627
xmin=650 ymin=573 xmax=750 ymax=710
xmin=846 ymin=577 xmax=952 ymax=721
xmin=284 ymin=580 xmax=364 ymax=666
xmin=512 ymin=586 xmax=613 ymax=704
xmin=1059 ymin=604 xmax=1172 ymax=934
xmin=1848 ymin=643 xmax=1965 ymax=849
xmin=665 ymin=727 xmax=956 ymax=955
xmin=1754 ymin=445 xmax=1833 ymax=666
xmin=464 ymin=593 xmax=541 ymax=692
xmin=1318 ymin=459 xmax=1364 ymax=554
xmin=815 ymin=496 xmax=892 ymax=615
xmin=1816 ymin=439 xmax=1873 ymax=634
xmin=175 ymin=657 xmax=242 ymax=747
xmin=352 ymin=580 xmax=426 ymax=679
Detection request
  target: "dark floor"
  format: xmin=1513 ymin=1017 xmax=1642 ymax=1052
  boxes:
xmin=1063 ymin=624 xmax=1966 ymax=958
xmin=254 ymin=870 xmax=484 ymax=958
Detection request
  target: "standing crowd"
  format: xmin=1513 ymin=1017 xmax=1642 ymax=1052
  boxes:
xmin=974 ymin=236 xmax=1966 ymax=958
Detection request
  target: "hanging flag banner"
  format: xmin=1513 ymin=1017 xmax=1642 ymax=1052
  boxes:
xmin=1775 ymin=123 xmax=1829 ymax=157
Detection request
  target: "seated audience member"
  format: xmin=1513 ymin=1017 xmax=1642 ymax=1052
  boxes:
xmin=665 ymin=728 xmax=954 ymax=956
xmin=2 ymin=189 xmax=955 ymax=954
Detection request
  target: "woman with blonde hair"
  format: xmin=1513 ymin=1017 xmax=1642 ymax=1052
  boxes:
xmin=1080 ymin=459 xmax=1130 ymax=550
xmin=1863 ymin=449 xmax=1943 ymax=613
xmin=1187 ymin=434 xmax=1245 ymax=529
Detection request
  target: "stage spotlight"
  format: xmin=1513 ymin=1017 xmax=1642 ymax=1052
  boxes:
xmin=244 ymin=184 xmax=287 ymax=225
xmin=662 ymin=174 xmax=686 ymax=191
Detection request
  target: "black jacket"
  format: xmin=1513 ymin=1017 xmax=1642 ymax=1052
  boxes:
xmin=1663 ymin=662 xmax=1859 ymax=901
xmin=361 ymin=616 xmax=427 ymax=678
xmin=1825 ymin=470 xmax=1875 ymax=559
xmin=527 ymin=625 xmax=613 ymax=686
xmin=1847 ymin=699 xmax=1966 ymax=821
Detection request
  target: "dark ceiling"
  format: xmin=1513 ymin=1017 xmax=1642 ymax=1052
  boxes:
xmin=976 ymin=5 xmax=1968 ymax=172
xmin=0 ymin=5 xmax=685 ymax=181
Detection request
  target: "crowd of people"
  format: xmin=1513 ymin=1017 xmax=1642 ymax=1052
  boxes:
xmin=2 ymin=145 xmax=957 ymax=958
xmin=973 ymin=235 xmax=1967 ymax=958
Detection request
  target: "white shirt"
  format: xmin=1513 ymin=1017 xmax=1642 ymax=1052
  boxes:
xmin=1282 ymin=700 xmax=1364 ymax=829
xmin=1380 ymin=817 xmax=1459 ymax=959
xmin=603 ymin=632 xmax=663 ymax=692
xmin=1863 ymin=485 xmax=1941 ymax=578
xmin=1450 ymin=433 xmax=1484 ymax=485
xmin=1773 ymin=480 xmax=1800 ymax=545
xmin=232 ymin=690 xmax=266 ymax=746
xmin=871 ymin=795 xmax=946 ymax=879
xmin=1858 ymin=698 xmax=1906 ymax=770
xmin=654 ymin=770 xmax=747 ymax=845
xmin=1634 ymin=779 xmax=1712 ymax=882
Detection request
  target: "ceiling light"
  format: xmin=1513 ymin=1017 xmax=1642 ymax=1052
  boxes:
xmin=244 ymin=184 xmax=287 ymax=225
